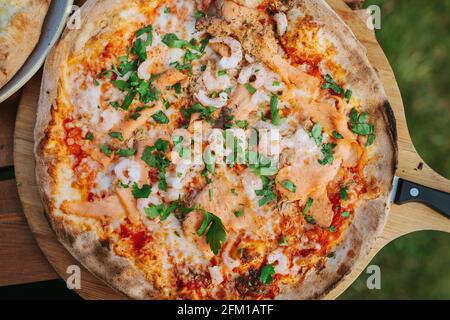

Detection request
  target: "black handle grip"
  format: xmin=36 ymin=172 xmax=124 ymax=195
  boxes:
xmin=394 ymin=179 xmax=450 ymax=219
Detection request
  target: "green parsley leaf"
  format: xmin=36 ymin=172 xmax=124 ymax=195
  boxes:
xmin=366 ymin=133 xmax=376 ymax=146
xmin=340 ymin=186 xmax=348 ymax=200
xmin=270 ymin=95 xmax=281 ymax=126
xmin=162 ymin=33 xmax=188 ymax=48
xmin=303 ymin=197 xmax=314 ymax=215
xmin=244 ymin=83 xmax=257 ymax=95
xmin=85 ymin=132 xmax=94 ymax=141
xmin=121 ymin=90 xmax=137 ymax=110
xmin=332 ymin=130 xmax=344 ymax=139
xmin=100 ymin=144 xmax=112 ymax=157
xmin=235 ymin=120 xmax=249 ymax=130
xmin=349 ymin=108 xmax=375 ymax=137
xmin=152 ymin=111 xmax=170 ymax=124
xmin=109 ymin=131 xmax=124 ymax=142
xmin=259 ymin=264 xmax=276 ymax=285
xmin=318 ymin=143 xmax=336 ymax=165
xmin=217 ymin=70 xmax=227 ymax=77
xmin=321 ymin=74 xmax=344 ymax=95
xmin=344 ymin=89 xmax=353 ymax=103
xmin=281 ymin=180 xmax=297 ymax=193
xmin=310 ymin=123 xmax=323 ymax=146
xmin=164 ymin=7 xmax=171 ymax=14
xmin=234 ymin=210 xmax=243 ymax=217
xmin=341 ymin=211 xmax=350 ymax=218
xmin=131 ymin=183 xmax=151 ymax=199
xmin=117 ymin=148 xmax=137 ymax=157
xmin=197 ymin=210 xmax=227 ymax=255
xmin=195 ymin=10 xmax=206 ymax=20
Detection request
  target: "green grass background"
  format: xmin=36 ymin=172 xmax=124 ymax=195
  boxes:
xmin=339 ymin=0 xmax=450 ymax=300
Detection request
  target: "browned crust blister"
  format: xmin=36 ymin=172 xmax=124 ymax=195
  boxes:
xmin=0 ymin=0 xmax=50 ymax=88
xmin=35 ymin=0 xmax=398 ymax=300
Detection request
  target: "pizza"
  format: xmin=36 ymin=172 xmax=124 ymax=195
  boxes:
xmin=0 ymin=0 xmax=50 ymax=88
xmin=35 ymin=0 xmax=397 ymax=299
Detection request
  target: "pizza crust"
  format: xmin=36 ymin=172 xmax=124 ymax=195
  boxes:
xmin=0 ymin=0 xmax=50 ymax=88
xmin=35 ymin=0 xmax=397 ymax=300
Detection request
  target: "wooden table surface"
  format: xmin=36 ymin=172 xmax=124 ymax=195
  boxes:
xmin=0 ymin=0 xmax=385 ymax=294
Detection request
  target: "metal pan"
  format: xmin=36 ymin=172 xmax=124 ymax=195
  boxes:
xmin=0 ymin=0 xmax=74 ymax=103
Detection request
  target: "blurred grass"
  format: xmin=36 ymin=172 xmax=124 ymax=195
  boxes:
xmin=339 ymin=0 xmax=450 ymax=300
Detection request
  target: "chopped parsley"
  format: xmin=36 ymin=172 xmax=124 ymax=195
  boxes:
xmin=162 ymin=33 xmax=188 ymax=49
xmin=255 ymin=176 xmax=277 ymax=207
xmin=341 ymin=211 xmax=350 ymax=218
xmin=217 ymin=70 xmax=227 ymax=77
xmin=235 ymin=120 xmax=249 ymax=130
xmin=349 ymin=108 xmax=376 ymax=146
xmin=259 ymin=264 xmax=276 ymax=285
xmin=197 ymin=210 xmax=227 ymax=255
xmin=318 ymin=143 xmax=336 ymax=165
xmin=195 ymin=10 xmax=206 ymax=20
xmin=141 ymin=139 xmax=171 ymax=191
xmin=100 ymin=144 xmax=112 ymax=157
xmin=234 ymin=210 xmax=243 ymax=218
xmin=131 ymin=183 xmax=151 ymax=199
xmin=303 ymin=197 xmax=316 ymax=225
xmin=310 ymin=123 xmax=323 ymax=146
xmin=244 ymin=83 xmax=257 ymax=95
xmin=340 ymin=186 xmax=349 ymax=200
xmin=321 ymin=74 xmax=344 ymax=95
xmin=117 ymin=148 xmax=136 ymax=157
xmin=109 ymin=131 xmax=124 ymax=142
xmin=152 ymin=111 xmax=170 ymax=124
xmin=281 ymin=180 xmax=297 ymax=193
xmin=85 ymin=132 xmax=94 ymax=141
xmin=145 ymin=203 xmax=176 ymax=220
xmin=344 ymin=89 xmax=353 ymax=103
xmin=332 ymin=130 xmax=344 ymax=139
xmin=270 ymin=95 xmax=281 ymax=126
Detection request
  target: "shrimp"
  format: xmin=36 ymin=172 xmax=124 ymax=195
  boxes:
xmin=114 ymin=159 xmax=142 ymax=185
xmin=238 ymin=63 xmax=267 ymax=89
xmin=202 ymin=63 xmax=231 ymax=92
xmin=209 ymin=36 xmax=243 ymax=70
xmin=195 ymin=90 xmax=229 ymax=108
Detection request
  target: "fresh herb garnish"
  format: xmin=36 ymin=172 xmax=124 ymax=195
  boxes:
xmin=152 ymin=111 xmax=170 ymax=124
xmin=162 ymin=33 xmax=188 ymax=49
xmin=235 ymin=120 xmax=249 ymax=130
xmin=281 ymin=180 xmax=297 ymax=193
xmin=244 ymin=83 xmax=257 ymax=95
xmin=109 ymin=131 xmax=124 ymax=142
xmin=85 ymin=132 xmax=94 ymax=141
xmin=341 ymin=211 xmax=350 ymax=218
xmin=117 ymin=148 xmax=137 ymax=157
xmin=100 ymin=144 xmax=112 ymax=157
xmin=340 ymin=186 xmax=349 ymax=200
xmin=321 ymin=74 xmax=344 ymax=95
xmin=197 ymin=210 xmax=227 ymax=255
xmin=344 ymin=89 xmax=353 ymax=103
xmin=310 ymin=123 xmax=323 ymax=146
xmin=270 ymin=95 xmax=281 ymax=125
xmin=131 ymin=183 xmax=151 ymax=199
xmin=332 ymin=130 xmax=344 ymax=139
xmin=318 ymin=143 xmax=336 ymax=165
xmin=259 ymin=264 xmax=276 ymax=285
xmin=255 ymin=176 xmax=277 ymax=207
xmin=303 ymin=197 xmax=316 ymax=225
xmin=349 ymin=108 xmax=375 ymax=146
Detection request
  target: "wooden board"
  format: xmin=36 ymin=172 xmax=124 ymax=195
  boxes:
xmin=13 ymin=0 xmax=450 ymax=300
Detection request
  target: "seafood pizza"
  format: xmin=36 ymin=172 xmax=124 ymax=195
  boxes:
xmin=35 ymin=0 xmax=397 ymax=299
